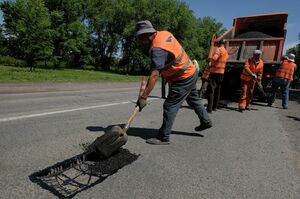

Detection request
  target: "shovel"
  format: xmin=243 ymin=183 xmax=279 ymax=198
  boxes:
xmin=89 ymin=77 xmax=147 ymax=158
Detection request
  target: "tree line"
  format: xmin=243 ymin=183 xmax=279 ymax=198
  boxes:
xmin=0 ymin=0 xmax=224 ymax=74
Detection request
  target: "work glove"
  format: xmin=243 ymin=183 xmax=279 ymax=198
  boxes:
xmin=136 ymin=97 xmax=147 ymax=112
xmin=251 ymin=73 xmax=257 ymax=80
xmin=198 ymin=80 xmax=208 ymax=98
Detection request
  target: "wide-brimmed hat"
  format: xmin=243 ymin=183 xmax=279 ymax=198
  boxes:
xmin=135 ymin=20 xmax=157 ymax=36
xmin=284 ymin=53 xmax=295 ymax=62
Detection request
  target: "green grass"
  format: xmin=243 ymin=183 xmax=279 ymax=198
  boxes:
xmin=0 ymin=65 xmax=142 ymax=82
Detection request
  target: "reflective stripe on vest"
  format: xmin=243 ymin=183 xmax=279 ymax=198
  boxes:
xmin=210 ymin=46 xmax=228 ymax=74
xmin=165 ymin=59 xmax=190 ymax=82
xmin=151 ymin=31 xmax=195 ymax=82
xmin=162 ymin=47 xmax=184 ymax=71
xmin=275 ymin=60 xmax=296 ymax=80
xmin=240 ymin=58 xmax=263 ymax=81
xmin=193 ymin=59 xmax=200 ymax=71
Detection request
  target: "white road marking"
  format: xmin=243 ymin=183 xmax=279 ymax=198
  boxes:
xmin=0 ymin=98 xmax=159 ymax=122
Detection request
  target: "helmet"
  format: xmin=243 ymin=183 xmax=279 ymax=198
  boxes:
xmin=218 ymin=39 xmax=225 ymax=45
xmin=253 ymin=50 xmax=262 ymax=55
xmin=284 ymin=53 xmax=295 ymax=62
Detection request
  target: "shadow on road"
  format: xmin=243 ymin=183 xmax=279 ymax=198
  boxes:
xmin=213 ymin=104 xmax=250 ymax=112
xmin=87 ymin=125 xmax=204 ymax=139
xmin=266 ymin=89 xmax=300 ymax=104
xmin=250 ymin=102 xmax=269 ymax=107
xmin=287 ymin=115 xmax=300 ymax=122
xmin=217 ymin=105 xmax=240 ymax=112
xmin=29 ymin=148 xmax=139 ymax=198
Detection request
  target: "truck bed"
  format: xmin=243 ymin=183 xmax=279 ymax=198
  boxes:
xmin=209 ymin=12 xmax=288 ymax=65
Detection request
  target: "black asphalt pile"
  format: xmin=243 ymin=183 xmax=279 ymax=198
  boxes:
xmin=236 ymin=31 xmax=272 ymax=38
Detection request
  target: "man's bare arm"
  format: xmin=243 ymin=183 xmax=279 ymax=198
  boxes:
xmin=141 ymin=69 xmax=160 ymax=98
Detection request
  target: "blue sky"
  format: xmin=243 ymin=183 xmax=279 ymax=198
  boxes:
xmin=183 ymin=0 xmax=300 ymax=52
xmin=0 ymin=0 xmax=299 ymax=51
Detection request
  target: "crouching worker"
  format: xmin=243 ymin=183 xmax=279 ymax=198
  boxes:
xmin=238 ymin=50 xmax=264 ymax=112
xmin=135 ymin=20 xmax=212 ymax=145
xmin=268 ymin=53 xmax=297 ymax=109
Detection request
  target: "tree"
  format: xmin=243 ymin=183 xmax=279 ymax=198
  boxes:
xmin=287 ymin=33 xmax=300 ymax=64
xmin=0 ymin=0 xmax=224 ymax=73
xmin=196 ymin=16 xmax=225 ymax=70
xmin=45 ymin=0 xmax=90 ymax=68
xmin=0 ymin=25 xmax=8 ymax=55
xmin=118 ymin=0 xmax=224 ymax=74
xmin=287 ymin=33 xmax=300 ymax=88
xmin=86 ymin=0 xmax=135 ymax=71
xmin=1 ymin=0 xmax=54 ymax=70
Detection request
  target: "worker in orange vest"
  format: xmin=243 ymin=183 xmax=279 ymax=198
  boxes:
xmin=135 ymin=20 xmax=212 ymax=145
xmin=268 ymin=53 xmax=297 ymax=109
xmin=238 ymin=50 xmax=264 ymax=112
xmin=206 ymin=39 xmax=229 ymax=113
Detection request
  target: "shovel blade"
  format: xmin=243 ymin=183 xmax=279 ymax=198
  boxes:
xmin=90 ymin=126 xmax=128 ymax=158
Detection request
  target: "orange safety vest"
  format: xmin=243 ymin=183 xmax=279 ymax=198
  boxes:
xmin=275 ymin=60 xmax=297 ymax=81
xmin=209 ymin=46 xmax=228 ymax=74
xmin=151 ymin=31 xmax=195 ymax=82
xmin=202 ymin=65 xmax=210 ymax=80
xmin=240 ymin=58 xmax=264 ymax=81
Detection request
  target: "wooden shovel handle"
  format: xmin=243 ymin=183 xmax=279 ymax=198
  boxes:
xmin=124 ymin=77 xmax=146 ymax=133
xmin=124 ymin=106 xmax=139 ymax=133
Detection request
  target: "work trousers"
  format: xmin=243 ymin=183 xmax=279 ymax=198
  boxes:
xmin=268 ymin=77 xmax=290 ymax=108
xmin=157 ymin=72 xmax=211 ymax=142
xmin=239 ymin=79 xmax=256 ymax=109
xmin=206 ymin=73 xmax=224 ymax=111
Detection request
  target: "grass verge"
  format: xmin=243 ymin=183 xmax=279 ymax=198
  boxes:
xmin=0 ymin=65 xmax=142 ymax=82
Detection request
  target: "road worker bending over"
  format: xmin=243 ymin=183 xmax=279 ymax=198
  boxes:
xmin=135 ymin=20 xmax=212 ymax=145
xmin=268 ymin=53 xmax=297 ymax=109
xmin=238 ymin=50 xmax=264 ymax=112
xmin=205 ymin=39 xmax=228 ymax=113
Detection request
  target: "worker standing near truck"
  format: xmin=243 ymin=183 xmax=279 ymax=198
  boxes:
xmin=267 ymin=53 xmax=297 ymax=109
xmin=238 ymin=50 xmax=264 ymax=112
xmin=135 ymin=20 xmax=212 ymax=145
xmin=206 ymin=39 xmax=228 ymax=113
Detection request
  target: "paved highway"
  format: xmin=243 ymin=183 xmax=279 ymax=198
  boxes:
xmin=0 ymin=82 xmax=299 ymax=198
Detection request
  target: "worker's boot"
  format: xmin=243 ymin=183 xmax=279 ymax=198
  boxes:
xmin=194 ymin=121 xmax=212 ymax=131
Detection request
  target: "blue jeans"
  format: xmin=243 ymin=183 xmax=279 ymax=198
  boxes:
xmin=268 ymin=77 xmax=290 ymax=108
xmin=157 ymin=72 xmax=211 ymax=141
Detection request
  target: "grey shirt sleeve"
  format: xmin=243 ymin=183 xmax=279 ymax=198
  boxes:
xmin=150 ymin=48 xmax=174 ymax=70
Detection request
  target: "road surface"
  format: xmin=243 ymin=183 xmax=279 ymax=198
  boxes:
xmin=0 ymin=82 xmax=299 ymax=198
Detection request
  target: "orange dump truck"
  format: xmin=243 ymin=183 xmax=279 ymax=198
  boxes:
xmin=208 ymin=12 xmax=288 ymax=100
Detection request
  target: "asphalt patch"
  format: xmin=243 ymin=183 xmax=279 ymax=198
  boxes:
xmin=29 ymin=148 xmax=139 ymax=198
